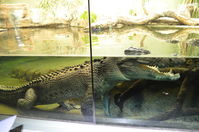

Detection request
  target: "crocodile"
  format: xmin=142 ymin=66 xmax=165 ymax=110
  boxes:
xmin=0 ymin=57 xmax=181 ymax=118
xmin=124 ymin=47 xmax=150 ymax=55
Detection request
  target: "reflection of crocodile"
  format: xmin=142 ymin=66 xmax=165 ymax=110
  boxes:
xmin=0 ymin=57 xmax=181 ymax=118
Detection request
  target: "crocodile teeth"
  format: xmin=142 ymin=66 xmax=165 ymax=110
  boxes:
xmin=169 ymin=69 xmax=173 ymax=74
xmin=146 ymin=65 xmax=160 ymax=73
xmin=164 ymin=71 xmax=175 ymax=76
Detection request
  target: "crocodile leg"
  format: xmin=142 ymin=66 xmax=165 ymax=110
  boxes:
xmin=81 ymin=84 xmax=94 ymax=121
xmin=58 ymin=102 xmax=77 ymax=111
xmin=103 ymin=92 xmax=111 ymax=116
xmin=17 ymin=88 xmax=37 ymax=109
xmin=114 ymin=80 xmax=144 ymax=112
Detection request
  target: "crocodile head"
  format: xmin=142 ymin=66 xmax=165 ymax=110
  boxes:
xmin=117 ymin=57 xmax=180 ymax=81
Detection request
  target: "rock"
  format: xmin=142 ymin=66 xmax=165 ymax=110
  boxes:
xmin=0 ymin=4 xmax=31 ymax=28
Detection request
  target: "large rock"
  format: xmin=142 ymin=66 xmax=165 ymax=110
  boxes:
xmin=0 ymin=4 xmax=32 ymax=28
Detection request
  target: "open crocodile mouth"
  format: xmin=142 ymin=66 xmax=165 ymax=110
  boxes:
xmin=145 ymin=65 xmax=180 ymax=80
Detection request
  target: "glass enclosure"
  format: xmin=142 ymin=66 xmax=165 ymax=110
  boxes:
xmin=0 ymin=0 xmax=199 ymax=130
xmin=0 ymin=0 xmax=94 ymax=122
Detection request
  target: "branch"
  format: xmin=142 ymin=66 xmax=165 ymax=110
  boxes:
xmin=91 ymin=10 xmax=199 ymax=30
xmin=163 ymin=11 xmax=199 ymax=26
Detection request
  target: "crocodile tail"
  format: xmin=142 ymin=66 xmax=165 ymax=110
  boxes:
xmin=0 ymin=85 xmax=24 ymax=106
xmin=0 ymin=85 xmax=20 ymax=91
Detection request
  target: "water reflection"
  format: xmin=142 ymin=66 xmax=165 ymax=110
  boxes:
xmin=1 ymin=26 xmax=199 ymax=56
xmin=0 ymin=27 xmax=90 ymax=56
xmin=92 ymin=26 xmax=199 ymax=57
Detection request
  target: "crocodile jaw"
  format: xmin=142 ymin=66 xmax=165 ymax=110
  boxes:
xmin=152 ymin=70 xmax=180 ymax=81
xmin=144 ymin=65 xmax=180 ymax=81
xmin=118 ymin=63 xmax=180 ymax=81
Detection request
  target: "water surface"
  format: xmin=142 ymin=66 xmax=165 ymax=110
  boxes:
xmin=1 ymin=26 xmax=199 ymax=57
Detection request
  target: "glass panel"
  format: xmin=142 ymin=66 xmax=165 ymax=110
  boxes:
xmin=0 ymin=56 xmax=95 ymax=122
xmin=0 ymin=0 xmax=94 ymax=122
xmin=90 ymin=0 xmax=199 ymax=57
xmin=93 ymin=57 xmax=199 ymax=129
xmin=0 ymin=0 xmax=90 ymax=56
xmin=90 ymin=0 xmax=199 ymax=130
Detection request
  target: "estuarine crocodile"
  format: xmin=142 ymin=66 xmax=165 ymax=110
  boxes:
xmin=124 ymin=47 xmax=150 ymax=55
xmin=0 ymin=57 xmax=182 ymax=118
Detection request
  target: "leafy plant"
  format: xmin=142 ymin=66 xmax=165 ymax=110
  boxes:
xmin=129 ymin=9 xmax=136 ymax=16
xmin=81 ymin=36 xmax=98 ymax=44
xmin=38 ymin=0 xmax=83 ymax=18
xmin=39 ymin=0 xmax=57 ymax=10
xmin=80 ymin=11 xmax=97 ymax=23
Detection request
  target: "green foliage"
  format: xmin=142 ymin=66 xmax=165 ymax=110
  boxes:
xmin=129 ymin=9 xmax=136 ymax=16
xmin=39 ymin=0 xmax=57 ymax=10
xmin=128 ymin=36 xmax=134 ymax=40
xmin=80 ymin=11 xmax=97 ymax=23
xmin=81 ymin=36 xmax=89 ymax=44
xmin=81 ymin=36 xmax=98 ymax=44
xmin=80 ymin=11 xmax=88 ymax=20
xmin=128 ymin=33 xmax=136 ymax=40
xmin=38 ymin=0 xmax=83 ymax=18
xmin=92 ymin=36 xmax=99 ymax=42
